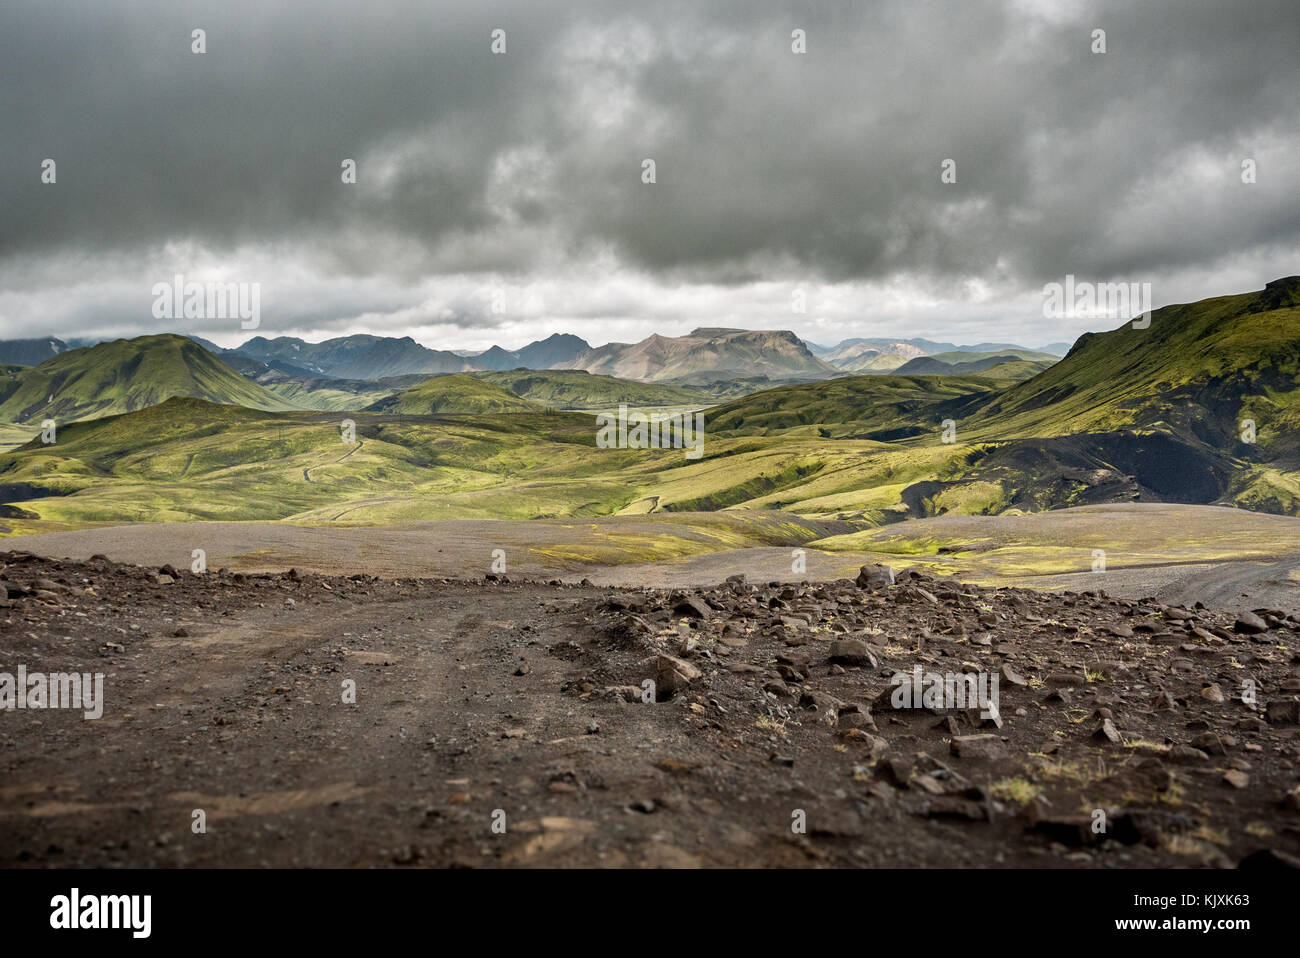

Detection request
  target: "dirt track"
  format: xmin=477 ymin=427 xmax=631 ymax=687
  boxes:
xmin=2 ymin=550 xmax=1298 ymax=868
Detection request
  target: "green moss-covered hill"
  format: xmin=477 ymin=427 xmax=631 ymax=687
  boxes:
xmin=0 ymin=335 xmax=293 ymax=424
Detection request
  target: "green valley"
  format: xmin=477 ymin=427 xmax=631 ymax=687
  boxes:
xmin=1 ymin=278 xmax=1299 ymax=534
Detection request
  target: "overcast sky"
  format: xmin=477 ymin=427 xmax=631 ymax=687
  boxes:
xmin=2 ymin=0 xmax=1297 ymax=351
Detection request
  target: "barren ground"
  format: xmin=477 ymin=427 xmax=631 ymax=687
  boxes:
xmin=7 ymin=504 xmax=1300 ymax=611
xmin=1 ymin=547 xmax=1298 ymax=868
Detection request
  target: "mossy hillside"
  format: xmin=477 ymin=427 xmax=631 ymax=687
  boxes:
xmin=703 ymin=374 xmax=1000 ymax=437
xmin=0 ymin=335 xmax=294 ymax=424
xmin=966 ymin=279 xmax=1300 ymax=447
xmin=257 ymin=378 xmax=400 ymax=412
xmin=473 ymin=369 xmax=707 ymax=409
xmin=364 ymin=374 xmax=543 ymax=415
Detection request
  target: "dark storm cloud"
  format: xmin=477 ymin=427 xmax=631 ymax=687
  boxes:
xmin=0 ymin=0 xmax=1297 ymax=343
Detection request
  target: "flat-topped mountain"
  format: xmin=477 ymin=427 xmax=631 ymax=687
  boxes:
xmin=557 ymin=328 xmax=838 ymax=382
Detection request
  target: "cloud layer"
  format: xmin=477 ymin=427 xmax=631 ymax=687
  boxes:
xmin=2 ymin=0 xmax=1297 ymax=349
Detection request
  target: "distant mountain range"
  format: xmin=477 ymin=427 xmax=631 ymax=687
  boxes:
xmin=226 ymin=335 xmax=478 ymax=379
xmin=812 ymin=339 xmax=929 ymax=372
xmin=0 ymin=328 xmax=1068 ymax=383
xmin=806 ymin=337 xmax=1069 ymax=356
xmin=212 ymin=331 xmax=599 ymax=380
xmin=891 ymin=348 xmax=1060 ymax=377
xmin=0 ymin=333 xmax=723 ymax=423
xmin=808 ymin=337 xmax=1069 ymax=374
xmin=1 ymin=277 xmax=1299 ymax=524
xmin=0 ymin=324 xmax=1059 ymax=430
xmin=466 ymin=333 xmax=594 ymax=371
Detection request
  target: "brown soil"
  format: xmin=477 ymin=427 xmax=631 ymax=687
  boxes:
xmin=1 ymin=549 xmax=1298 ymax=868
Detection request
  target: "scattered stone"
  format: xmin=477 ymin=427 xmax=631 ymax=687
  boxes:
xmin=1190 ymin=732 xmax=1231 ymax=755
xmin=856 ymin=564 xmax=895 ymax=591
xmin=1265 ymin=699 xmax=1300 ymax=725
xmin=1199 ymin=684 xmax=1225 ymax=704
xmin=827 ymin=638 xmax=876 ymax=668
xmin=672 ymin=595 xmax=712 ymax=620
xmin=1045 ymin=671 xmax=1087 ymax=687
xmin=1000 ymin=664 xmax=1027 ymax=686
xmin=653 ymin=654 xmax=700 ymax=700
xmin=1093 ymin=718 xmax=1122 ymax=744
xmin=1222 ymin=769 xmax=1250 ymax=789
xmin=950 ymin=734 xmax=1004 ymax=760
xmin=1234 ymin=611 xmax=1269 ymax=635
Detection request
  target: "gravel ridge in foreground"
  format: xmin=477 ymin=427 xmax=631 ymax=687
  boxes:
xmin=1 ymin=550 xmax=1298 ymax=868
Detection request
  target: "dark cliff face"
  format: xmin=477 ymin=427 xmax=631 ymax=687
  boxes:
xmin=1257 ymin=275 xmax=1300 ymax=312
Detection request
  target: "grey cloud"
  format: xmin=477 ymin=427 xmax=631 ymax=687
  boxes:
xmin=0 ymin=0 xmax=1297 ymax=344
